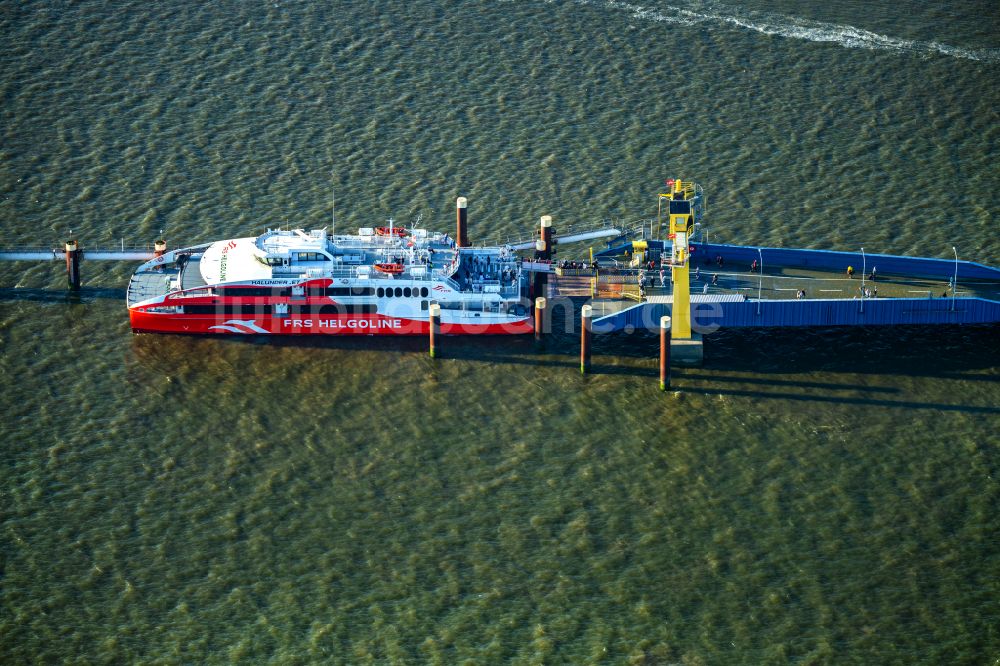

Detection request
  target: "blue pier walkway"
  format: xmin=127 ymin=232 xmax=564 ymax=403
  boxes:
xmin=592 ymin=296 xmax=1000 ymax=333
xmin=586 ymin=243 xmax=1000 ymax=332
xmin=596 ymin=241 xmax=1000 ymax=281
xmin=686 ymin=242 xmax=1000 ymax=281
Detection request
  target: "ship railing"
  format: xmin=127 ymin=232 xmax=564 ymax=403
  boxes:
xmin=433 ymin=299 xmax=521 ymax=314
xmin=431 ymin=275 xmax=462 ymax=291
xmin=267 ymin=264 xmax=450 ymax=282
xmin=612 ymin=220 xmax=711 ymax=244
xmin=331 ymin=237 xmax=413 ymax=249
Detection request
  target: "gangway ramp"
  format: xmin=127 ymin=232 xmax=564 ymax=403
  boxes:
xmin=483 ymin=220 xmax=622 ymax=251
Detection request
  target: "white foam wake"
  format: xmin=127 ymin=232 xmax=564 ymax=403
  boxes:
xmin=587 ymin=0 xmax=1000 ymax=63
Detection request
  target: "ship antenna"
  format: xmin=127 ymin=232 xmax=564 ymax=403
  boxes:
xmin=331 ymin=184 xmax=336 ymax=237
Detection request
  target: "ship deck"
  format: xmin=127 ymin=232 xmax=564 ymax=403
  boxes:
xmin=127 ymin=267 xmax=180 ymax=307
xmin=126 ymin=236 xmax=528 ymax=308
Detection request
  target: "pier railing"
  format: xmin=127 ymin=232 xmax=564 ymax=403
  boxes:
xmin=0 ymin=242 xmax=161 ymax=261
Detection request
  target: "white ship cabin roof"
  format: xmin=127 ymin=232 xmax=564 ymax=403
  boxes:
xmin=256 ymin=228 xmax=330 ymax=260
xmin=199 ymin=229 xmax=336 ymax=284
xmin=197 ymin=226 xmax=511 ymax=287
xmin=199 ymin=237 xmax=273 ymax=284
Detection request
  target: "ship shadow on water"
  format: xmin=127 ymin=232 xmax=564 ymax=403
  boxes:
xmin=163 ymin=319 xmax=998 ymax=370
xmin=125 ymin=314 xmax=1000 ymax=414
xmin=128 ymin=319 xmax=1000 ymax=379
xmin=700 ymin=325 xmax=1000 ymax=378
xmin=12 ymin=286 xmax=995 ymax=382
xmin=674 ymin=325 xmax=1000 ymax=415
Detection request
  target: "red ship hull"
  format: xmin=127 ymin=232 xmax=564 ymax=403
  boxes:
xmin=129 ymin=309 xmax=533 ymax=336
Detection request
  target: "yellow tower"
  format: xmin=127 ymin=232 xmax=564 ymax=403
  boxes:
xmin=658 ymin=179 xmax=698 ymax=339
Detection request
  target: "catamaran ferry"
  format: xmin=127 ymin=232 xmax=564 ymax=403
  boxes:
xmin=127 ymin=223 xmax=533 ymax=336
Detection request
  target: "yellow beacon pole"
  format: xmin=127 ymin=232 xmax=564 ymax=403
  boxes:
xmin=659 ymin=179 xmax=695 ymax=339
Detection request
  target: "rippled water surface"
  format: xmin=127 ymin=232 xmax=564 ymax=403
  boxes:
xmin=2 ymin=1 xmax=999 ymax=663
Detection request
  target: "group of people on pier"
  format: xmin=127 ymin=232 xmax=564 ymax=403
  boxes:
xmin=846 ymin=265 xmax=877 ymax=281
xmin=457 ymin=252 xmax=520 ymax=291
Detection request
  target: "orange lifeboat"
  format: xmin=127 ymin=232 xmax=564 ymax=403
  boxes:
xmin=374 ymin=263 xmax=405 ymax=274
xmin=375 ymin=226 xmax=407 ymax=237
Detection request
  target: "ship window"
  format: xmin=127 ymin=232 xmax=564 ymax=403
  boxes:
xmin=421 ymin=287 xmax=429 ymax=297
xmin=316 ymin=304 xmax=378 ymax=315
xmin=325 ymin=287 xmax=374 ymax=297
xmin=220 ymin=287 xmax=291 ymax=297
xmin=394 ymin=287 xmax=402 ymax=297
xmin=183 ymin=305 xmax=273 ymax=315
xmin=420 ymin=300 xmax=428 ymax=311
xmin=404 ymin=287 xmax=412 ymax=298
xmin=376 ymin=287 xmax=384 ymax=298
xmin=295 ymin=252 xmax=327 ymax=262
xmin=669 ymin=200 xmax=691 ymax=215
xmin=242 ymin=305 xmax=271 ymax=315
xmin=183 ymin=305 xmax=214 ymax=314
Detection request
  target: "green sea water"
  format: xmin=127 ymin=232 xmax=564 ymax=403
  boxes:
xmin=2 ymin=1 xmax=999 ymax=663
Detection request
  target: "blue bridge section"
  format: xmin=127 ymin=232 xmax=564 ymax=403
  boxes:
xmin=592 ymin=297 xmax=1000 ymax=333
xmin=590 ymin=241 xmax=1000 ymax=332
xmin=598 ymin=241 xmax=1000 ymax=281
xmin=690 ymin=243 xmax=1000 ymax=280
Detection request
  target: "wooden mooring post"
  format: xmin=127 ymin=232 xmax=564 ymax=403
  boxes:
xmin=64 ymin=240 xmax=81 ymax=290
xmin=580 ymin=304 xmax=592 ymax=374
xmin=456 ymin=197 xmax=469 ymax=248
xmin=660 ymin=316 xmax=672 ymax=390
xmin=534 ymin=297 xmax=546 ymax=341
xmin=429 ymin=303 xmax=441 ymax=358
